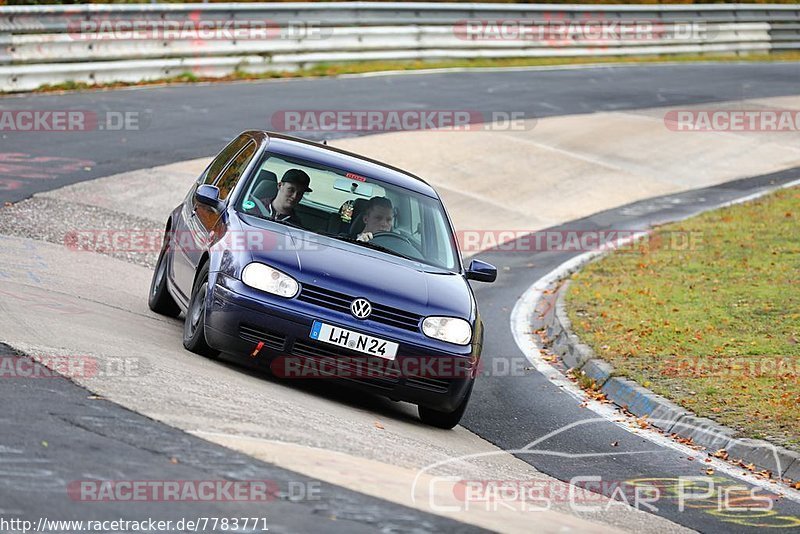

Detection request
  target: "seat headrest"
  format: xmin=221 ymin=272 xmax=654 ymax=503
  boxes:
xmin=348 ymin=197 xmax=370 ymax=236
xmin=252 ymin=169 xmax=278 ymax=199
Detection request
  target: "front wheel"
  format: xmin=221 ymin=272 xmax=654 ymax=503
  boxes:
xmin=418 ymin=380 xmax=474 ymax=429
xmin=183 ymin=263 xmax=219 ymax=358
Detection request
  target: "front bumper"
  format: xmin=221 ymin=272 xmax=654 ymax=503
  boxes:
xmin=205 ymin=275 xmax=478 ymax=412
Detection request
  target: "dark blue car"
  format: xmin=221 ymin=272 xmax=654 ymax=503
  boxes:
xmin=148 ymin=131 xmax=496 ymax=428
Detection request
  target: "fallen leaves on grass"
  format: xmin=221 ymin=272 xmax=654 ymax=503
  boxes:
xmin=566 ymin=186 xmax=800 ymax=455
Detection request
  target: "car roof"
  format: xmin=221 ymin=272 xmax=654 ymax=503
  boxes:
xmin=245 ymin=131 xmax=440 ymax=198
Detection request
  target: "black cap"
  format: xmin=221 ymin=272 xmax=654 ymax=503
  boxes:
xmin=280 ymin=169 xmax=312 ymax=192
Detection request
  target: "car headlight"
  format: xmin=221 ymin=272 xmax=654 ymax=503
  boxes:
xmin=241 ymin=262 xmax=299 ymax=298
xmin=422 ymin=316 xmax=472 ymax=345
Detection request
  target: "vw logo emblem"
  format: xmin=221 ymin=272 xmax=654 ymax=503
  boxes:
xmin=350 ymin=298 xmax=372 ymax=319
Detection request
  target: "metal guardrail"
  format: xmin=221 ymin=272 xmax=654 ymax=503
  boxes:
xmin=0 ymin=3 xmax=798 ymax=92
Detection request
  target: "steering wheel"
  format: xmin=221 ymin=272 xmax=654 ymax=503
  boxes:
xmin=370 ymin=232 xmax=423 ymax=259
xmin=370 ymin=231 xmax=414 ymax=245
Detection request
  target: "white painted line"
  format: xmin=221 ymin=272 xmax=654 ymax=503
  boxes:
xmin=509 ymin=179 xmax=800 ymax=501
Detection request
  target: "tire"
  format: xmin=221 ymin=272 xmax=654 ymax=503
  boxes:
xmin=148 ymin=234 xmax=181 ymax=317
xmin=182 ymin=262 xmax=219 ymax=358
xmin=418 ymin=380 xmax=474 ymax=429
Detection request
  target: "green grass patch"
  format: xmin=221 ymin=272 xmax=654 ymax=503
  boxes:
xmin=567 ymin=186 xmax=800 ymax=451
xmin=19 ymin=51 xmax=800 ymax=95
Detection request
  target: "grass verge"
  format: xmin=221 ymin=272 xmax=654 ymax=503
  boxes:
xmin=19 ymin=51 xmax=800 ymax=95
xmin=567 ymin=186 xmax=800 ymax=452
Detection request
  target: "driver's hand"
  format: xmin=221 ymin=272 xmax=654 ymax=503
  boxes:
xmin=356 ymin=232 xmax=373 ymax=242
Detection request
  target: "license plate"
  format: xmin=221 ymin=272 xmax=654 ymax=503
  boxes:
xmin=309 ymin=321 xmax=398 ymax=360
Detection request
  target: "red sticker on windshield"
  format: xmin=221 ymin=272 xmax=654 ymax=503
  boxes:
xmin=346 ymin=172 xmax=366 ymax=182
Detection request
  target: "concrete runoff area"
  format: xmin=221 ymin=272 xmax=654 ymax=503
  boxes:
xmin=34 ymin=95 xmax=800 ymax=237
xmin=332 ymin=95 xmax=800 ymax=234
xmin=2 ymin=94 xmax=799 ymax=532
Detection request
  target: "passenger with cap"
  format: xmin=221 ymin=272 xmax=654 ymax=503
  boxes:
xmin=263 ymin=169 xmax=312 ymax=227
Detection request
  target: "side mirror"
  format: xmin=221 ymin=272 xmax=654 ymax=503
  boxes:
xmin=195 ymin=184 xmax=223 ymax=212
xmin=465 ymin=259 xmax=497 ymax=283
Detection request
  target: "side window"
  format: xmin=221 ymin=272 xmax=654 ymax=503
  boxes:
xmin=215 ymin=141 xmax=257 ymax=200
xmin=201 ymin=135 xmax=250 ymax=185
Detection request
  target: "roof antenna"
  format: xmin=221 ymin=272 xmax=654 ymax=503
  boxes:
xmin=322 ymin=139 xmax=328 ymax=145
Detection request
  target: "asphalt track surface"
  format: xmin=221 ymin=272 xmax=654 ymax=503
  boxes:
xmin=1 ymin=62 xmax=799 ymax=204
xmin=2 ymin=63 xmax=800 ymax=532
xmin=0 ymin=343 xmax=478 ymax=533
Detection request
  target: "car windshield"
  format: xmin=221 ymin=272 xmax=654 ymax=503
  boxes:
xmin=234 ymin=152 xmax=459 ymax=271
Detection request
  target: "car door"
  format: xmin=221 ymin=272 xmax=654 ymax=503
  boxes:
xmin=171 ymin=134 xmax=252 ymax=302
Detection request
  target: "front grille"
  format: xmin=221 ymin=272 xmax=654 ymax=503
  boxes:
xmin=298 ymin=284 xmax=422 ymax=331
xmin=290 ymin=340 xmax=401 ymax=388
xmin=238 ymin=324 xmax=286 ymax=351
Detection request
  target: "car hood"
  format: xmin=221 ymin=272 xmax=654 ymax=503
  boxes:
xmin=235 ymin=213 xmax=473 ymax=319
